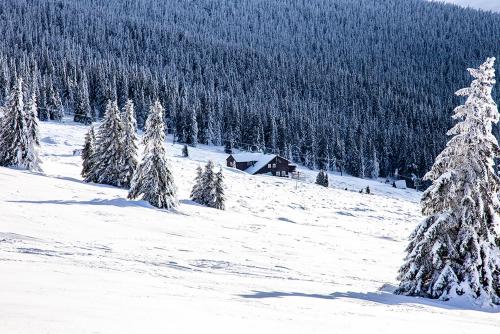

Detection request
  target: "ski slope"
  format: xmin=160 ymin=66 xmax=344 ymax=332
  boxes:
xmin=0 ymin=120 xmax=499 ymax=333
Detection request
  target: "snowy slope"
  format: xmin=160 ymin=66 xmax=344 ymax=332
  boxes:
xmin=1 ymin=120 xmax=499 ymax=334
xmin=431 ymin=0 xmax=500 ymax=12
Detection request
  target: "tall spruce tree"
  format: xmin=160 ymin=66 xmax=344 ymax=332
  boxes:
xmin=128 ymin=101 xmax=178 ymax=209
xmin=74 ymin=75 xmax=92 ymax=125
xmin=213 ymin=168 xmax=226 ymax=210
xmin=0 ymin=78 xmax=41 ymax=171
xmin=46 ymin=77 xmax=64 ymax=121
xmin=120 ymin=99 xmax=138 ymax=187
xmin=190 ymin=165 xmax=204 ymax=203
xmin=86 ymin=100 xmax=125 ymax=186
xmin=81 ymin=125 xmax=96 ymax=180
xmin=396 ymin=58 xmax=500 ymax=305
xmin=24 ymin=90 xmax=42 ymax=171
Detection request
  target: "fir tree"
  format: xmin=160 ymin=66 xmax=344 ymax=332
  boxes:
xmin=74 ymin=75 xmax=92 ymax=125
xmin=46 ymin=77 xmax=64 ymax=121
xmin=182 ymin=144 xmax=189 ymax=157
xmin=0 ymin=78 xmax=41 ymax=171
xmin=81 ymin=125 xmax=96 ymax=180
xmin=315 ymin=170 xmax=329 ymax=187
xmin=213 ymin=168 xmax=226 ymax=210
xmin=128 ymin=101 xmax=178 ymax=209
xmin=186 ymin=105 xmax=198 ymax=147
xmin=24 ymin=90 xmax=42 ymax=171
xmin=224 ymin=139 xmax=233 ymax=154
xmin=201 ymin=160 xmax=216 ymax=205
xmin=120 ymin=99 xmax=138 ymax=187
xmin=190 ymin=165 xmax=204 ymax=203
xmin=396 ymin=58 xmax=500 ymax=305
xmin=86 ymin=100 xmax=125 ymax=186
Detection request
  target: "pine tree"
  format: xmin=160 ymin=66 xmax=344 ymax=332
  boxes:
xmin=74 ymin=75 xmax=92 ymax=125
xmin=396 ymin=58 xmax=500 ymax=305
xmin=315 ymin=170 xmax=329 ymax=187
xmin=182 ymin=144 xmax=189 ymax=157
xmin=86 ymin=100 xmax=125 ymax=186
xmin=213 ymin=168 xmax=226 ymax=210
xmin=186 ymin=105 xmax=198 ymax=147
xmin=0 ymin=78 xmax=41 ymax=171
xmin=24 ymin=90 xmax=42 ymax=171
xmin=224 ymin=139 xmax=233 ymax=154
xmin=128 ymin=101 xmax=178 ymax=209
xmin=120 ymin=99 xmax=138 ymax=187
xmin=81 ymin=125 xmax=96 ymax=180
xmin=46 ymin=77 xmax=64 ymax=121
xmin=190 ymin=165 xmax=204 ymax=203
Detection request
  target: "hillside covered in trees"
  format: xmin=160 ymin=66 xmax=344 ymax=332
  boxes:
xmin=1 ymin=0 xmax=499 ymax=178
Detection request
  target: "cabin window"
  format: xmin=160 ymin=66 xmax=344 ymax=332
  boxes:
xmin=268 ymin=164 xmax=271 ymax=168
xmin=272 ymin=163 xmax=276 ymax=168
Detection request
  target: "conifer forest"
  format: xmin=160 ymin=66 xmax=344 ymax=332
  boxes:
xmin=1 ymin=0 xmax=499 ymax=179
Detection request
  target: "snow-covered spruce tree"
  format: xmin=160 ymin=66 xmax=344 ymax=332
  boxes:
xmin=190 ymin=165 xmax=204 ymax=203
xmin=128 ymin=101 xmax=178 ymax=209
xmin=191 ymin=160 xmax=221 ymax=208
xmin=396 ymin=58 xmax=500 ymax=305
xmin=0 ymin=78 xmax=41 ymax=171
xmin=46 ymin=78 xmax=64 ymax=121
xmin=23 ymin=90 xmax=42 ymax=171
xmin=201 ymin=160 xmax=216 ymax=205
xmin=120 ymin=99 xmax=138 ymax=188
xmin=81 ymin=125 xmax=96 ymax=180
xmin=74 ymin=75 xmax=92 ymax=125
xmin=213 ymin=168 xmax=226 ymax=210
xmin=86 ymin=100 xmax=125 ymax=186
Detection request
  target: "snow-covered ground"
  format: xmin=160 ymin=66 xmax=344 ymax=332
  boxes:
xmin=431 ymin=0 xmax=500 ymax=12
xmin=1 ymin=120 xmax=499 ymax=333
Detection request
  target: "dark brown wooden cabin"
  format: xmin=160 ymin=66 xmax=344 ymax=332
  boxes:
xmin=226 ymin=153 xmax=297 ymax=177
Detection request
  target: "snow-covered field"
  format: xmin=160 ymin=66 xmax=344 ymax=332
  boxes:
xmin=1 ymin=120 xmax=499 ymax=333
xmin=432 ymin=0 xmax=500 ymax=12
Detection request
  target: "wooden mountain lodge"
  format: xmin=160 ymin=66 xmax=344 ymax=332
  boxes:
xmin=226 ymin=153 xmax=297 ymax=177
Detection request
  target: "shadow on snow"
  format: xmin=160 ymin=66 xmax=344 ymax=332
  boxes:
xmin=239 ymin=285 xmax=500 ymax=313
xmin=8 ymin=198 xmax=150 ymax=208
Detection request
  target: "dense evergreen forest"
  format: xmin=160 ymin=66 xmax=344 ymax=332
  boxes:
xmin=0 ymin=0 xmax=499 ymax=179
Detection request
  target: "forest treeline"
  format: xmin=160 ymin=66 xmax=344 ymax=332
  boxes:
xmin=0 ymin=0 xmax=499 ymax=178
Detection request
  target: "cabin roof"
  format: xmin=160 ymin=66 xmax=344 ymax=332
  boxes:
xmin=244 ymin=155 xmax=278 ymax=175
xmin=229 ymin=153 xmax=280 ymax=175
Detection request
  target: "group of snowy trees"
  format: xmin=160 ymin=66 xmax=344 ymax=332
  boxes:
xmin=191 ymin=161 xmax=225 ymax=210
xmin=0 ymin=78 xmax=41 ymax=171
xmin=0 ymin=0 xmax=499 ymax=179
xmin=397 ymin=58 xmax=500 ymax=306
xmin=82 ymin=99 xmax=138 ymax=188
xmin=81 ymin=99 xmax=225 ymax=210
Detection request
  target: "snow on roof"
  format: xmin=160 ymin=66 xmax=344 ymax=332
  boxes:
xmin=243 ymin=154 xmax=277 ymax=175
